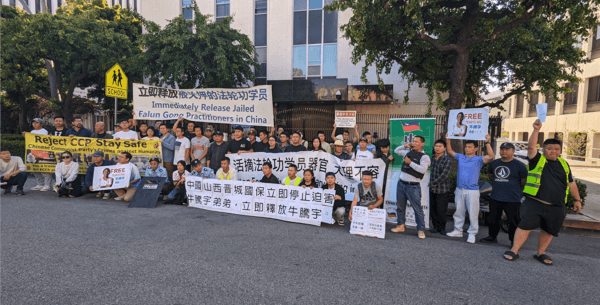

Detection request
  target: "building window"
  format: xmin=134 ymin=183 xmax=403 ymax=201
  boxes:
xmin=216 ymin=0 xmax=230 ymax=21
xmin=293 ymin=0 xmax=338 ymax=79
xmin=563 ymin=82 xmax=578 ymax=114
xmin=9 ymin=0 xmax=16 ymax=7
xmin=515 ymin=95 xmax=524 ymax=118
xmin=527 ymin=93 xmax=539 ymax=117
xmin=545 ymin=90 xmax=556 ymax=115
xmin=254 ymin=0 xmax=267 ymax=83
xmin=182 ymin=0 xmax=193 ymax=20
xmin=587 ymin=76 xmax=600 ymax=112
xmin=36 ymin=0 xmax=41 ymax=13
xmin=592 ymin=26 xmax=600 ymax=59
xmin=58 ymin=0 xmax=62 ymax=8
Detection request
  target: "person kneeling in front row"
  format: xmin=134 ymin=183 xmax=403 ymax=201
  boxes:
xmin=113 ymin=152 xmax=141 ymax=202
xmin=85 ymin=150 xmax=114 ymax=200
xmin=53 ymin=151 xmax=83 ymax=198
xmin=145 ymin=157 xmax=170 ymax=196
xmin=216 ymin=157 xmax=238 ymax=180
xmin=0 ymin=147 xmax=28 ymax=195
xmin=322 ymin=172 xmax=346 ymax=226
xmin=349 ymin=171 xmax=383 ymax=221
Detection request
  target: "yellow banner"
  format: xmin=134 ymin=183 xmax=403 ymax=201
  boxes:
xmin=24 ymin=133 xmax=162 ymax=175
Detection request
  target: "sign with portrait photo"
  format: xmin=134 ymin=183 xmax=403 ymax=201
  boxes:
xmin=447 ymin=108 xmax=489 ymax=141
xmin=92 ymin=164 xmax=132 ymax=191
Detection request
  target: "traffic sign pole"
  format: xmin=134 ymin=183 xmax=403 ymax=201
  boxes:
xmin=114 ymin=97 xmax=117 ymax=126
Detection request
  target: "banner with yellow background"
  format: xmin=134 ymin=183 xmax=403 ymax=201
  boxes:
xmin=24 ymin=133 xmax=162 ymax=176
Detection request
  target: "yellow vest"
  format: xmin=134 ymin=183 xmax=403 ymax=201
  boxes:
xmin=219 ymin=172 xmax=231 ymax=180
xmin=523 ymin=154 xmax=570 ymax=202
xmin=284 ymin=176 xmax=302 ymax=186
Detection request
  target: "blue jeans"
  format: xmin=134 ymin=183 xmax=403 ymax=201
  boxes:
xmin=167 ymin=187 xmax=180 ymax=200
xmin=396 ymin=180 xmax=425 ymax=231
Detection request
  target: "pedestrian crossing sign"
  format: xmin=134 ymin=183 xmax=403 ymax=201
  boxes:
xmin=105 ymin=63 xmax=128 ymax=99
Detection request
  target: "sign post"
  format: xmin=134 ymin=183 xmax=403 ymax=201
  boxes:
xmin=105 ymin=63 xmax=128 ymax=125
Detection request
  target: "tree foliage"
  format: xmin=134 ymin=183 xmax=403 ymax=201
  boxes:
xmin=327 ymin=0 xmax=600 ymax=111
xmin=142 ymin=3 xmax=259 ymax=89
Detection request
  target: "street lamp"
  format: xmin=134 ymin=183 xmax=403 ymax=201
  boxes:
xmin=335 ymin=90 xmax=342 ymax=102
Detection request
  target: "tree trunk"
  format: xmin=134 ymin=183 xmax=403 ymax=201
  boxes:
xmin=18 ymin=96 xmax=28 ymax=133
xmin=445 ymin=49 xmax=471 ymax=155
xmin=45 ymin=60 xmax=61 ymax=101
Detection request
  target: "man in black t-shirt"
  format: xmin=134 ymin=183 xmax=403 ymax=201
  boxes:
xmin=49 ymin=116 xmax=67 ymax=136
xmin=227 ymin=126 xmax=253 ymax=154
xmin=323 ymin=172 xmax=346 ymax=226
xmin=504 ymin=119 xmax=582 ymax=266
xmin=258 ymin=162 xmax=279 ymax=184
xmin=285 ymin=131 xmax=308 ymax=152
xmin=252 ymin=130 xmax=269 ymax=152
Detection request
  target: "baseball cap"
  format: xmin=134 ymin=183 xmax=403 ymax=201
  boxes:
xmin=149 ymin=157 xmax=161 ymax=163
xmin=359 ymin=137 xmax=368 ymax=143
xmin=500 ymin=142 xmax=515 ymax=149
xmin=325 ymin=172 xmax=336 ymax=178
xmin=191 ymin=159 xmax=201 ymax=167
xmin=213 ymin=130 xmax=223 ymax=136
xmin=206 ymin=127 xmax=213 ymax=132
xmin=362 ymin=170 xmax=373 ymax=176
xmin=92 ymin=151 xmax=104 ymax=157
xmin=333 ymin=140 xmax=344 ymax=146
xmin=234 ymin=125 xmax=244 ymax=131
xmin=33 ymin=118 xmax=43 ymax=123
xmin=249 ymin=130 xmax=257 ymax=136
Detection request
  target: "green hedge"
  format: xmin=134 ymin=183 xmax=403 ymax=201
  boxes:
xmin=567 ymin=180 xmax=587 ymax=210
xmin=1 ymin=134 xmax=25 ymax=159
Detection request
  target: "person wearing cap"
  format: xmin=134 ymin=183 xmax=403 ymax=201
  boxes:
xmin=480 ymin=141 xmax=527 ymax=246
xmin=113 ymin=118 xmax=139 ymax=141
xmin=204 ymin=127 xmax=214 ymax=144
xmin=145 ymin=157 xmax=171 ymax=194
xmin=207 ymin=130 xmax=229 ymax=173
xmin=159 ymin=123 xmax=177 ymax=180
xmin=189 ymin=159 xmax=215 ymax=179
xmin=23 ymin=118 xmax=53 ymax=192
xmin=53 ymin=151 xmax=82 ymax=198
xmin=352 ymin=137 xmax=373 ymax=160
xmin=227 ymin=126 xmax=253 ymax=154
xmin=65 ymin=116 xmax=93 ymax=138
xmin=216 ymin=157 xmax=238 ymax=180
xmin=355 ymin=130 xmax=376 ymax=153
xmin=191 ymin=126 xmax=210 ymax=166
xmin=349 ymin=171 xmax=383 ymax=222
xmin=257 ymin=162 xmax=279 ymax=184
xmin=282 ymin=164 xmax=302 ymax=186
xmin=286 ymin=131 xmax=308 ymax=152
xmin=85 ymin=150 xmax=114 ymax=200
xmin=240 ymin=129 xmax=261 ymax=154
xmin=391 ymin=136 xmax=431 ymax=239
xmin=113 ymin=152 xmax=141 ymax=202
xmin=331 ymin=140 xmax=351 ymax=160
xmin=323 ymin=172 xmax=346 ymax=226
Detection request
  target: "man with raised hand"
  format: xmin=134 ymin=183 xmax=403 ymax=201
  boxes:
xmin=503 ymin=119 xmax=582 ymax=266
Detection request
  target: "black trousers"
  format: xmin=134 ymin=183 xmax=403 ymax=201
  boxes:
xmin=57 ymin=175 xmax=83 ymax=197
xmin=429 ymin=191 xmax=449 ymax=231
xmin=487 ymin=198 xmax=520 ymax=241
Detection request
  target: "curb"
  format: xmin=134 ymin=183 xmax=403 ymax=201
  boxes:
xmin=563 ymin=213 xmax=600 ymax=232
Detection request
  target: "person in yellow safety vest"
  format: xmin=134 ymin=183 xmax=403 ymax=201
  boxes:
xmin=282 ymin=164 xmax=302 ymax=186
xmin=215 ymin=157 xmax=238 ymax=181
xmin=503 ymin=119 xmax=583 ymax=266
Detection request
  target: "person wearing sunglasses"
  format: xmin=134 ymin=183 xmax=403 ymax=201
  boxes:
xmin=53 ymin=151 xmax=82 ymax=198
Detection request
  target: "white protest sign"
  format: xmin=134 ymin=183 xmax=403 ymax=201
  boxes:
xmin=133 ymin=83 xmax=274 ymax=127
xmin=92 ymin=164 xmax=132 ymax=191
xmin=447 ymin=108 xmax=489 ymax=141
xmin=349 ymin=206 xmax=386 ymax=239
xmin=335 ymin=110 xmax=357 ymax=128
xmin=226 ymin=151 xmax=386 ymax=201
xmin=536 ymin=103 xmax=548 ymax=122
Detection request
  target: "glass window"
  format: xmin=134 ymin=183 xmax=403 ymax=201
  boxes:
xmin=323 ymin=11 xmax=337 ymax=43
xmin=216 ymin=4 xmax=230 ymax=17
xmin=58 ymin=0 xmax=62 ymax=8
xmin=255 ymin=47 xmax=267 ymax=63
xmin=294 ymin=0 xmax=307 ymax=11
xmin=293 ymin=46 xmax=307 ymax=77
xmin=309 ymin=0 xmax=322 ymax=9
xmin=308 ymin=10 xmax=322 ymax=44
xmin=588 ymin=77 xmax=600 ymax=103
xmin=324 ymin=0 xmax=335 ymax=5
xmin=308 ymin=66 xmax=321 ymax=76
xmin=9 ymin=0 xmax=15 ymax=7
xmin=47 ymin=0 xmax=52 ymax=11
xmin=255 ymin=0 xmax=267 ymax=14
xmin=323 ymin=44 xmax=337 ymax=76
xmin=36 ymin=0 xmax=41 ymax=13
xmin=182 ymin=0 xmax=192 ymax=6
xmin=255 ymin=14 xmax=267 ymax=46
xmin=564 ymin=83 xmax=578 ymax=105
xmin=308 ymin=45 xmax=321 ymax=65
xmin=293 ymin=12 xmax=307 ymax=45
xmin=216 ymin=0 xmax=229 ymax=3
xmin=183 ymin=8 xmax=193 ymax=20
xmin=258 ymin=63 xmax=267 ymax=78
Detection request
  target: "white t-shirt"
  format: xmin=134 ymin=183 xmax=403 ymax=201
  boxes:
xmin=174 ymin=137 xmax=191 ymax=164
xmin=172 ymin=170 xmax=190 ymax=183
xmin=451 ymin=124 xmax=466 ymax=137
xmin=113 ymin=130 xmax=139 ymax=140
xmin=30 ymin=128 xmax=48 ymax=135
xmin=353 ymin=149 xmax=373 ymax=160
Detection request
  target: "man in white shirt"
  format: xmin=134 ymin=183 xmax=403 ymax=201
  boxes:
xmin=191 ymin=126 xmax=210 ymax=166
xmin=352 ymin=138 xmax=374 ymax=160
xmin=24 ymin=118 xmax=52 ymax=191
xmin=391 ymin=136 xmax=431 ymax=239
xmin=1 ymin=148 xmax=28 ymax=195
xmin=173 ymin=126 xmax=190 ymax=165
xmin=113 ymin=118 xmax=139 ymax=141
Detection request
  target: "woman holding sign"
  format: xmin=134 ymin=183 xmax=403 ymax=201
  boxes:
xmin=53 ymin=151 xmax=82 ymax=198
xmin=451 ymin=112 xmax=468 ymax=137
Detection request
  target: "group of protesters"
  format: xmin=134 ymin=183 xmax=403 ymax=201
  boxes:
xmin=0 ymin=116 xmax=582 ymax=265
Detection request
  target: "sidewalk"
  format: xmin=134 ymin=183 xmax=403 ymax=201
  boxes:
xmin=564 ymin=167 xmax=600 ymax=231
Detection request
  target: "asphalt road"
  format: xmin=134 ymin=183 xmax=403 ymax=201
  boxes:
xmin=2 ymin=180 xmax=599 ymax=305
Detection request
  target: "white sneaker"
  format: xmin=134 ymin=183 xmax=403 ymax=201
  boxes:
xmin=114 ymin=196 xmax=124 ymax=201
xmin=40 ymin=186 xmax=51 ymax=192
xmin=467 ymin=234 xmax=476 ymax=244
xmin=31 ymin=185 xmax=43 ymax=191
xmin=103 ymin=193 xmax=111 ymax=200
xmin=446 ymin=230 xmax=463 ymax=238
xmin=0 ymin=182 xmax=7 ymax=186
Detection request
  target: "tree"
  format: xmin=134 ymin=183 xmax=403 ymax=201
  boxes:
xmin=142 ymin=3 xmax=259 ymax=89
xmin=327 ymin=0 xmax=599 ymax=112
xmin=1 ymin=5 xmax=48 ymax=132
xmin=23 ymin=0 xmax=145 ymax=123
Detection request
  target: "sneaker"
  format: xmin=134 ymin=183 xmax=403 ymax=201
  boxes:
xmin=418 ymin=231 xmax=426 ymax=239
xmin=479 ymin=236 xmax=498 ymax=243
xmin=4 ymin=186 xmax=13 ymax=194
xmin=16 ymin=189 xmax=25 ymax=195
xmin=96 ymin=192 xmax=102 ymax=198
xmin=103 ymin=193 xmax=111 ymax=200
xmin=114 ymin=196 xmax=124 ymax=201
xmin=337 ymin=219 xmax=345 ymax=226
xmin=53 ymin=185 xmax=60 ymax=193
xmin=40 ymin=186 xmax=51 ymax=192
xmin=391 ymin=225 xmax=405 ymax=233
xmin=446 ymin=230 xmax=463 ymax=238
xmin=31 ymin=185 xmax=43 ymax=191
xmin=467 ymin=234 xmax=476 ymax=244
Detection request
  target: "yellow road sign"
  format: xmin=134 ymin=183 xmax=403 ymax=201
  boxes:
xmin=105 ymin=63 xmax=128 ymax=99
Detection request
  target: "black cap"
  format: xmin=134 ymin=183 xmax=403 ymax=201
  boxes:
xmin=500 ymin=142 xmax=515 ymax=149
xmin=234 ymin=125 xmax=244 ymax=131
xmin=359 ymin=137 xmax=368 ymax=142
xmin=149 ymin=157 xmax=161 ymax=163
xmin=191 ymin=159 xmax=201 ymax=167
xmin=362 ymin=170 xmax=373 ymax=176
xmin=325 ymin=172 xmax=336 ymax=178
xmin=214 ymin=130 xmax=223 ymax=136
